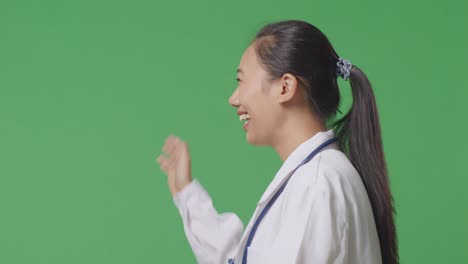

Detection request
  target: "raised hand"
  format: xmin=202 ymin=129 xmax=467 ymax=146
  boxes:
xmin=156 ymin=135 xmax=193 ymax=197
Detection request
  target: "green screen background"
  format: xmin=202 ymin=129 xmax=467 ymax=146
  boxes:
xmin=1 ymin=0 xmax=467 ymax=263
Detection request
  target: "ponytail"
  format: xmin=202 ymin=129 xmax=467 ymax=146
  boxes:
xmin=331 ymin=65 xmax=399 ymax=264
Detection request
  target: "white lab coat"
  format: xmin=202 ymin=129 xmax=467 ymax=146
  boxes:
xmin=173 ymin=129 xmax=382 ymax=264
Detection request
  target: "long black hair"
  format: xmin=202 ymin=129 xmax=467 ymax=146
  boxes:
xmin=251 ymin=20 xmax=398 ymax=264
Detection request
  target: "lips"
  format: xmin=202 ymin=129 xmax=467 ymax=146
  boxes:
xmin=237 ymin=110 xmax=248 ymax=116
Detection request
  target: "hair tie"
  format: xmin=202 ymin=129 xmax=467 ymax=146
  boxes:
xmin=336 ymin=57 xmax=352 ymax=81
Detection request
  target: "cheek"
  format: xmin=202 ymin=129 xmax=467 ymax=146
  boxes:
xmin=241 ymin=85 xmax=255 ymax=99
xmin=242 ymin=83 xmax=271 ymax=118
xmin=251 ymin=100 xmax=273 ymax=126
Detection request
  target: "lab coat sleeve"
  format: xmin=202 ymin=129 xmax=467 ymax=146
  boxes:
xmin=173 ymin=179 xmax=244 ymax=264
xmin=271 ymin=183 xmax=348 ymax=264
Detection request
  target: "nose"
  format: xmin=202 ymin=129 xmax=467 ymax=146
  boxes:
xmin=228 ymin=89 xmax=240 ymax=108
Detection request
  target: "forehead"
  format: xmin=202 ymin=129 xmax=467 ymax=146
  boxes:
xmin=237 ymin=44 xmax=258 ymax=75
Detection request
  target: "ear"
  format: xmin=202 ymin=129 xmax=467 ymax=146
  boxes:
xmin=277 ymin=73 xmax=300 ymax=103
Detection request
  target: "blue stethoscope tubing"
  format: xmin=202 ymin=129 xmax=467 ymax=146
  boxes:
xmin=231 ymin=137 xmax=338 ymax=264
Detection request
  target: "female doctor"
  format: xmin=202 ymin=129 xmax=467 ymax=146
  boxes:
xmin=156 ymin=20 xmax=399 ymax=264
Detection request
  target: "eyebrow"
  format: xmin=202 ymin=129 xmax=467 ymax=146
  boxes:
xmin=237 ymin=68 xmax=243 ymax=74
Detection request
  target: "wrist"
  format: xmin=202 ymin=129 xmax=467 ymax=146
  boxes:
xmin=174 ymin=178 xmax=193 ymax=196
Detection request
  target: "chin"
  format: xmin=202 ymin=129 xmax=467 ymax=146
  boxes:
xmin=246 ymin=131 xmax=256 ymax=145
xmin=246 ymin=131 xmax=267 ymax=146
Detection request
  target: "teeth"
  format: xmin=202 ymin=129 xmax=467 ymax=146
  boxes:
xmin=239 ymin=113 xmax=251 ymax=121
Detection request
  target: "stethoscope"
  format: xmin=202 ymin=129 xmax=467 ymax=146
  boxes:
xmin=227 ymin=137 xmax=338 ymax=264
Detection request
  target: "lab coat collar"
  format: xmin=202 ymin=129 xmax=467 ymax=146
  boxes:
xmin=257 ymin=129 xmax=338 ymax=206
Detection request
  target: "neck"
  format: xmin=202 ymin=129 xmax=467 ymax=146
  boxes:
xmin=272 ymin=113 xmax=326 ymax=162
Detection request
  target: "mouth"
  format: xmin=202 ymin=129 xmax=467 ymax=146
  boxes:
xmin=239 ymin=113 xmax=251 ymax=130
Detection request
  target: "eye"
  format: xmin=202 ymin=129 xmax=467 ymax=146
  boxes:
xmin=235 ymin=77 xmax=241 ymax=82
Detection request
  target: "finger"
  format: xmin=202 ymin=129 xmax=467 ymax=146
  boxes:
xmin=162 ymin=142 xmax=172 ymax=155
xmin=163 ymin=137 xmax=176 ymax=155
xmin=168 ymin=136 xmax=178 ymax=151
xmin=168 ymin=154 xmax=176 ymax=169
xmin=158 ymin=155 xmax=173 ymax=174
xmin=156 ymin=155 xmax=167 ymax=165
xmin=173 ymin=137 xmax=184 ymax=154
xmin=161 ymin=162 xmax=170 ymax=174
xmin=163 ymin=136 xmax=172 ymax=151
xmin=164 ymin=159 xmax=175 ymax=175
xmin=176 ymin=140 xmax=188 ymax=157
xmin=166 ymin=145 xmax=176 ymax=159
xmin=165 ymin=136 xmax=184 ymax=160
xmin=166 ymin=159 xmax=175 ymax=175
xmin=158 ymin=157 xmax=169 ymax=173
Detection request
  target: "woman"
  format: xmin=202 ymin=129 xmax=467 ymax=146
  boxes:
xmin=156 ymin=19 xmax=398 ymax=264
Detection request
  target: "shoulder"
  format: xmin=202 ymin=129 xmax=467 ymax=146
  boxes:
xmin=315 ymin=148 xmax=362 ymax=191
xmin=314 ymin=148 xmax=373 ymax=220
xmin=289 ymin=147 xmax=368 ymax=216
xmin=291 ymin=148 xmax=361 ymax=192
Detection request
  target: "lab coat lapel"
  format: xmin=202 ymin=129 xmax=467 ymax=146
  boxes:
xmin=234 ymin=169 xmax=295 ymax=261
